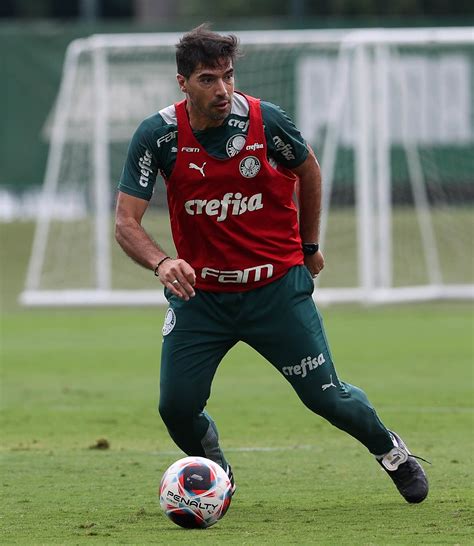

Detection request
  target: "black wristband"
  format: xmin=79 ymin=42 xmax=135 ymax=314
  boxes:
xmin=302 ymin=243 xmax=319 ymax=255
xmin=154 ymin=256 xmax=171 ymax=276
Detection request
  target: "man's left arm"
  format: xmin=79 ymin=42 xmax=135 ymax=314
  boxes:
xmin=291 ymin=146 xmax=325 ymax=277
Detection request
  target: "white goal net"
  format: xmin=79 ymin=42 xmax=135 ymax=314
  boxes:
xmin=21 ymin=28 xmax=474 ymax=306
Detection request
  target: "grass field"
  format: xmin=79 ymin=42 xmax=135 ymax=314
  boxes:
xmin=1 ymin=223 xmax=473 ymax=544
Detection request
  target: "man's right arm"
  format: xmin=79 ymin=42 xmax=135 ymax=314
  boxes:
xmin=115 ymin=191 xmax=196 ymax=300
xmin=116 ymin=115 xmax=195 ymax=300
xmin=114 ymin=191 xmax=166 ymax=271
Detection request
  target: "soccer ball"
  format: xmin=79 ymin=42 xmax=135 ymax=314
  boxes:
xmin=159 ymin=456 xmax=233 ymax=529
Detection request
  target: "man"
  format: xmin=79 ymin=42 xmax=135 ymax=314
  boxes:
xmin=115 ymin=24 xmax=429 ymax=503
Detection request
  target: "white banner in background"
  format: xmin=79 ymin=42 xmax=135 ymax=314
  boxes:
xmin=297 ymin=54 xmax=472 ymax=146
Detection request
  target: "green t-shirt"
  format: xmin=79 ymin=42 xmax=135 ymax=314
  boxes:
xmin=119 ymin=93 xmax=309 ymax=201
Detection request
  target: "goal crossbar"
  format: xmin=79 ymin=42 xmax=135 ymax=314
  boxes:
xmin=20 ymin=27 xmax=474 ymax=306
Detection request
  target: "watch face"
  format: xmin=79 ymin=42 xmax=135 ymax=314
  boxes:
xmin=302 ymin=244 xmax=319 ymax=255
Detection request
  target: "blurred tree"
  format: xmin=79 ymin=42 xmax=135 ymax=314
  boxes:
xmin=306 ymin=0 xmax=473 ymax=16
xmin=180 ymin=0 xmax=288 ymax=17
xmin=421 ymin=0 xmax=473 ymax=15
xmin=102 ymin=0 xmax=132 ymax=17
xmin=51 ymin=0 xmax=79 ymax=18
xmin=0 ymin=0 xmax=132 ymax=18
xmin=178 ymin=0 xmax=473 ymax=18
xmin=0 ymin=0 xmax=17 ymax=16
xmin=13 ymin=0 xmax=52 ymax=17
xmin=1 ymin=0 xmax=473 ymax=19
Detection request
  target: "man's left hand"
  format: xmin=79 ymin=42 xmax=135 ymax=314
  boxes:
xmin=304 ymin=250 xmax=325 ymax=278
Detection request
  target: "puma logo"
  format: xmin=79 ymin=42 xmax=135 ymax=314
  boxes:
xmin=189 ymin=162 xmax=206 ymax=177
xmin=322 ymin=374 xmax=337 ymax=391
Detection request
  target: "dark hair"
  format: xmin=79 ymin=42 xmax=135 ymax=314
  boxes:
xmin=176 ymin=23 xmax=240 ymax=78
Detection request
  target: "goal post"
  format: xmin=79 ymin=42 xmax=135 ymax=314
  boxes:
xmin=20 ymin=28 xmax=474 ymax=306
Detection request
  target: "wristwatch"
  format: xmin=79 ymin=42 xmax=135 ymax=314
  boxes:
xmin=302 ymin=243 xmax=319 ymax=255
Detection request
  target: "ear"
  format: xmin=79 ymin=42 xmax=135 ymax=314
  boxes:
xmin=176 ymin=74 xmax=186 ymax=94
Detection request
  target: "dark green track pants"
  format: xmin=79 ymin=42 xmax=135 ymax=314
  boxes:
xmin=159 ymin=266 xmax=393 ymax=468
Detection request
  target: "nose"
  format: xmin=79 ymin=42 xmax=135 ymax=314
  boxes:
xmin=215 ymin=78 xmax=227 ymax=96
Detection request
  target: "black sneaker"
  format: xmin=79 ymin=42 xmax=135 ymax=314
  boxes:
xmin=226 ymin=464 xmax=237 ymax=495
xmin=378 ymin=431 xmax=429 ymax=503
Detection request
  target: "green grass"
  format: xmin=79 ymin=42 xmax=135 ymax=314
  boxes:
xmin=1 ymin=223 xmax=473 ymax=544
xmin=1 ymin=305 xmax=473 ymax=545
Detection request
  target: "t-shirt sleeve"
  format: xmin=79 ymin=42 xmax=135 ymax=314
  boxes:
xmin=262 ymin=101 xmax=309 ymax=169
xmin=118 ymin=119 xmax=159 ymax=201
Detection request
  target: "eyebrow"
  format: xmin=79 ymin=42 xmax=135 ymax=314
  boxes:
xmin=197 ymin=68 xmax=234 ymax=78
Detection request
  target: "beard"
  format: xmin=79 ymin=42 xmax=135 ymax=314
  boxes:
xmin=189 ymin=93 xmax=232 ymax=123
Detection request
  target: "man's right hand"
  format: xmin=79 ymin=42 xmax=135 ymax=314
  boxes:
xmin=157 ymin=258 xmax=196 ymax=301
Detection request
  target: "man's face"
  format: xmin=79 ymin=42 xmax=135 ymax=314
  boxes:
xmin=177 ymin=59 xmax=234 ymax=128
